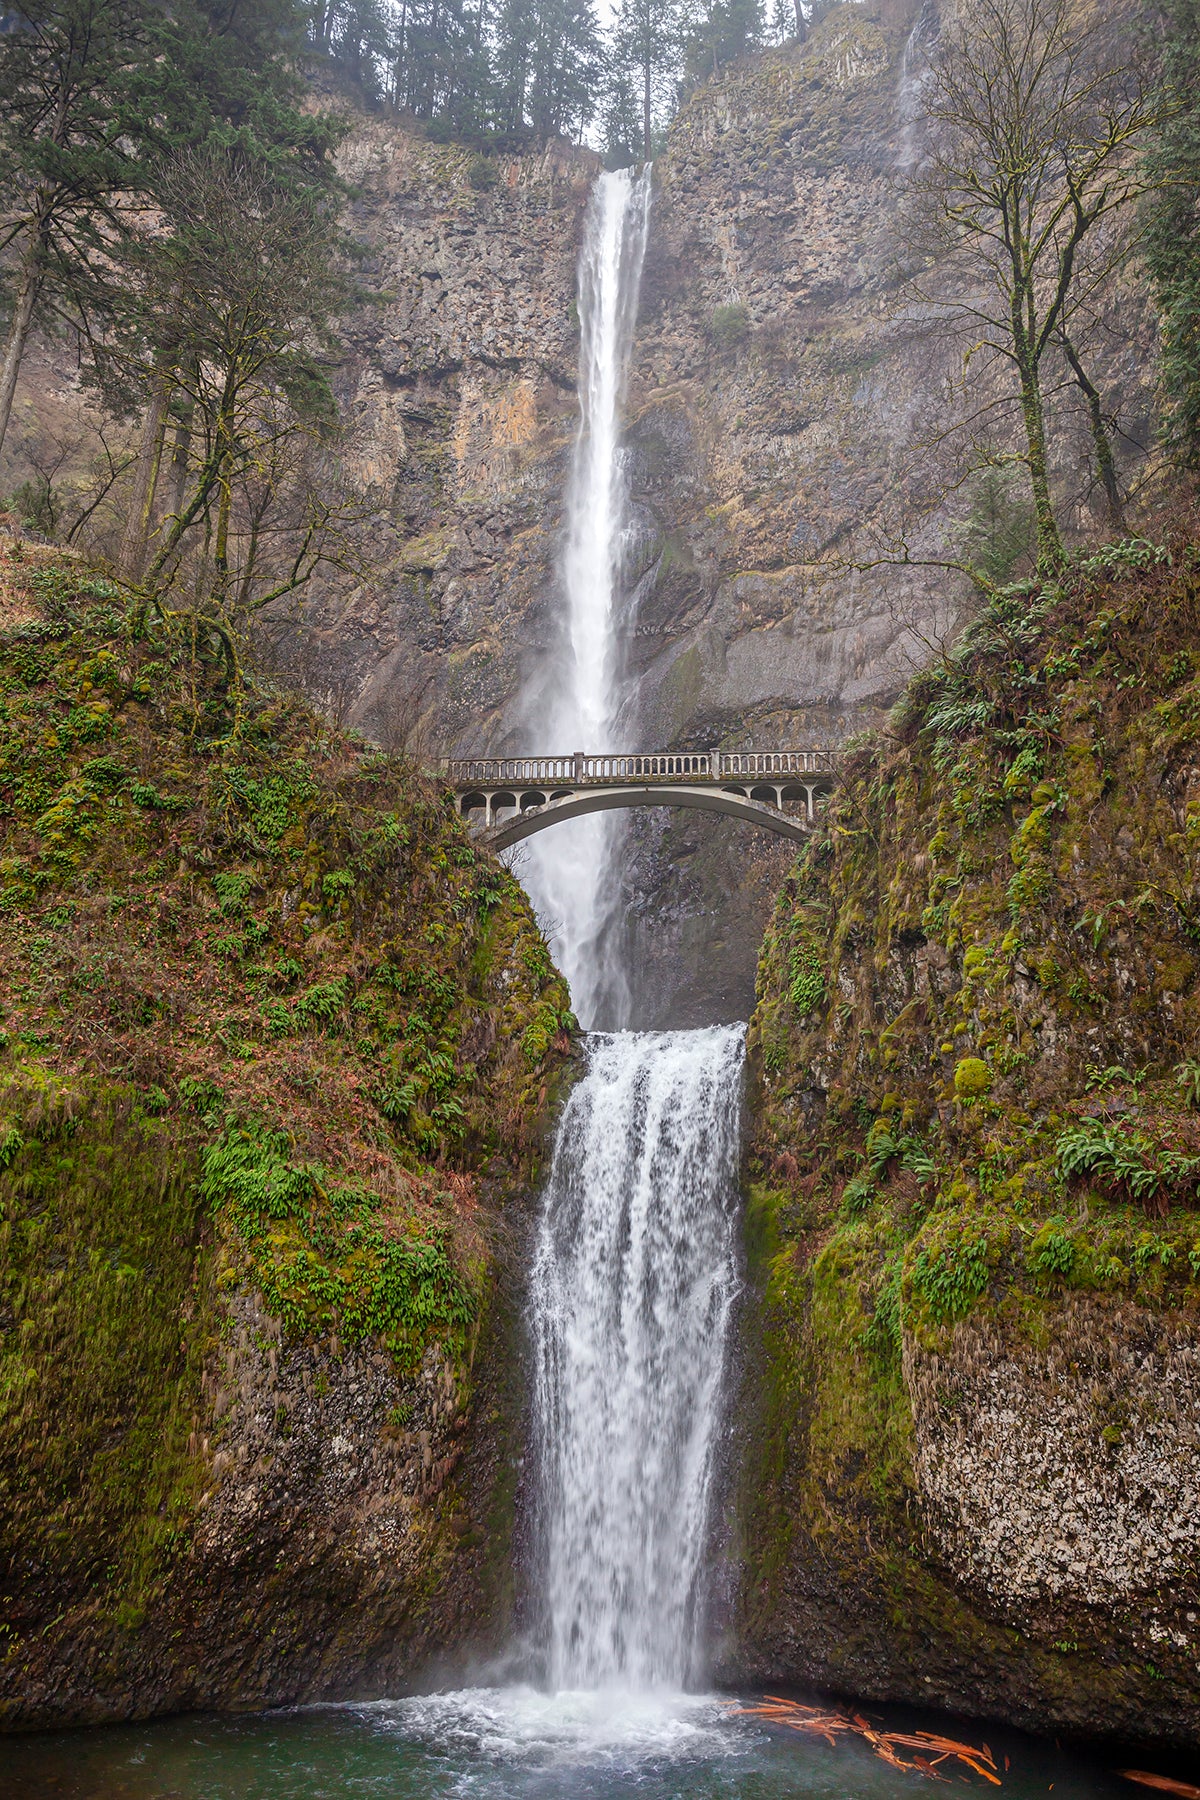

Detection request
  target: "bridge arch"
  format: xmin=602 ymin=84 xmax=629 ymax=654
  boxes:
xmin=481 ymin=782 xmax=820 ymax=849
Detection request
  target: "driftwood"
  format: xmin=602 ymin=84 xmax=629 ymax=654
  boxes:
xmin=1120 ymin=1774 xmax=1200 ymax=1800
xmin=728 ymin=1697 xmax=1002 ymax=1783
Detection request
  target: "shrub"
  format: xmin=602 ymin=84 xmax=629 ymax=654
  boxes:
xmin=787 ymin=943 xmax=825 ymax=1015
xmin=1176 ymin=1059 xmax=1200 ymax=1109
xmin=954 ymin=1056 xmax=993 ymax=1099
xmin=910 ymin=1233 xmax=992 ymax=1323
xmin=1057 ymin=1118 xmax=1200 ymax=1217
xmin=710 ymin=302 xmax=750 ymax=347
xmin=466 ymin=152 xmax=498 ymax=190
xmin=295 ymin=978 xmax=346 ymax=1028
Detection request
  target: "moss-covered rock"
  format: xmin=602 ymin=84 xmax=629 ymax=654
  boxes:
xmin=0 ymin=534 xmax=575 ymax=1728
xmin=732 ymin=536 xmax=1200 ymax=1749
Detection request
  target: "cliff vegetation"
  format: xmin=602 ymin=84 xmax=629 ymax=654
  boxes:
xmin=0 ymin=532 xmax=572 ymax=1726
xmin=738 ymin=530 xmax=1200 ymax=1747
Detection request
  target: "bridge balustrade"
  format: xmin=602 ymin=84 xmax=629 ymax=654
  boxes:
xmin=440 ymin=748 xmax=840 ymax=787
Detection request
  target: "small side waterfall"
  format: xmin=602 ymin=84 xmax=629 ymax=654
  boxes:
xmin=896 ymin=0 xmax=935 ymax=171
xmin=530 ymin=1026 xmax=745 ymax=1691
xmin=522 ymin=167 xmax=652 ymax=1031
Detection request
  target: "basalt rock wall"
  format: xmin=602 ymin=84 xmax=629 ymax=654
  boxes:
xmin=730 ymin=542 xmax=1200 ymax=1749
xmin=300 ymin=4 xmax=1155 ymax=1025
xmin=3 ymin=7 xmax=1158 ymax=1024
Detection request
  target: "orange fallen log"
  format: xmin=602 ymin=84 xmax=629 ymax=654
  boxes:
xmin=726 ymin=1696 xmax=1001 ymax=1784
xmin=1120 ymin=1774 xmax=1200 ymax=1800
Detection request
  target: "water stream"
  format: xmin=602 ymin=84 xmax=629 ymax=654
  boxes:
xmin=520 ymin=166 xmax=652 ymax=1031
xmin=530 ymin=1025 xmax=744 ymax=1690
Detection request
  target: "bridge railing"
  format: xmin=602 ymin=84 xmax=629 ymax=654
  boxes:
xmin=439 ymin=748 xmax=841 ymax=787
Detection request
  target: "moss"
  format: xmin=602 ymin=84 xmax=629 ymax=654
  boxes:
xmin=739 ymin=536 xmax=1200 ymax=1721
xmin=954 ymin=1055 xmax=993 ymax=1099
xmin=0 ymin=534 xmax=578 ymax=1692
xmin=0 ymin=1070 xmax=210 ymax=1632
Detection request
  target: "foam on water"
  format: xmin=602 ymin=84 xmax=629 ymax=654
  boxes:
xmin=350 ymin=1683 xmax=740 ymax=1771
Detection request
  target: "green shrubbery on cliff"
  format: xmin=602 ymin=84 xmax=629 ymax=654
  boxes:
xmin=739 ymin=535 xmax=1200 ymax=1723
xmin=0 ymin=533 xmax=571 ymax=1662
xmin=754 ymin=533 xmax=1200 ymax=1271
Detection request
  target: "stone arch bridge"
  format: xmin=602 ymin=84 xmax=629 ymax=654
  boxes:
xmin=439 ymin=750 xmax=840 ymax=849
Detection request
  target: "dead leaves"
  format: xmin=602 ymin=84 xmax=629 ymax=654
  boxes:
xmin=729 ymin=1697 xmax=1002 ymax=1783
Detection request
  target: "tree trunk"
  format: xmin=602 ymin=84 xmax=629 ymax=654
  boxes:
xmin=1011 ymin=287 xmax=1065 ymax=574
xmin=1059 ymin=330 xmax=1124 ymax=531
xmin=163 ymin=397 xmax=194 ymax=525
xmin=0 ymin=222 xmax=48 ymax=463
xmin=643 ymin=57 xmax=652 ymax=163
xmin=1018 ymin=360 xmax=1065 ymax=574
xmin=119 ymin=376 xmax=170 ymax=582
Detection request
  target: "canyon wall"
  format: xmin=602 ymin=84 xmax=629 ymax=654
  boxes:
xmin=733 ymin=541 xmax=1200 ymax=1749
xmin=2 ymin=4 xmax=1157 ymax=1023
xmin=295 ymin=2 xmax=1156 ymax=1023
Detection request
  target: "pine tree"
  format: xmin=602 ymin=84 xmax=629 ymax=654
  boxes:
xmin=97 ymin=0 xmax=345 ymax=577
xmin=682 ymin=0 xmax=764 ymax=88
xmin=493 ymin=0 xmax=601 ymax=142
xmin=0 ymin=0 xmax=159 ymax=460
xmin=607 ymin=0 xmax=683 ymax=161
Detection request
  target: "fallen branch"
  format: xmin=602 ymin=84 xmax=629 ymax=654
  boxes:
xmin=729 ymin=1697 xmax=1001 ymax=1784
xmin=1120 ymin=1774 xmax=1200 ymax=1800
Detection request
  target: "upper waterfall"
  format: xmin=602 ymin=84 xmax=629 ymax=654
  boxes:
xmin=529 ymin=1025 xmax=745 ymax=1691
xmin=521 ymin=167 xmax=652 ymax=1031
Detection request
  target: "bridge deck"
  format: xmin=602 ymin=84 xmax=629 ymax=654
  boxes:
xmin=436 ymin=750 xmax=841 ymax=847
xmin=439 ymin=749 xmax=839 ymax=788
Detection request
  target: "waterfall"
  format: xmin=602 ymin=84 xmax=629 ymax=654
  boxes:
xmin=521 ymin=167 xmax=652 ymax=1032
xmin=529 ymin=1025 xmax=744 ymax=1691
xmin=896 ymin=0 xmax=934 ymax=172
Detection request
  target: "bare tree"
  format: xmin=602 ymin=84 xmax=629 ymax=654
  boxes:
xmin=911 ymin=0 xmax=1168 ymax=571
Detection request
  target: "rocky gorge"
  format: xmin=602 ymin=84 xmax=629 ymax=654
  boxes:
xmin=266 ymin=0 xmax=1157 ymax=1026
xmin=3 ymin=0 xmax=1199 ymax=1769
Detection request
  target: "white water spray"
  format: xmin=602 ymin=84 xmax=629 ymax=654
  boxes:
xmin=522 ymin=167 xmax=652 ymax=1030
xmin=530 ymin=1026 xmax=744 ymax=1691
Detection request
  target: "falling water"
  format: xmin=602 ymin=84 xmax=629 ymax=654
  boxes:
xmin=896 ymin=0 xmax=935 ymax=172
xmin=521 ymin=167 xmax=652 ymax=1031
xmin=530 ymin=1025 xmax=745 ymax=1690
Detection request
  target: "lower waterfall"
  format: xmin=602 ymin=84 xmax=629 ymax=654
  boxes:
xmin=529 ymin=1025 xmax=745 ymax=1690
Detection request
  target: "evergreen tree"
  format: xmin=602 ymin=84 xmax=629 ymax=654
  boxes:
xmin=1144 ymin=0 xmax=1200 ymax=467
xmin=607 ymin=0 xmax=683 ymax=161
xmin=681 ymin=0 xmax=763 ymax=88
xmin=0 ymin=0 xmax=159 ymax=459
xmin=321 ymin=0 xmax=395 ymax=98
xmin=493 ymin=0 xmax=600 ymax=142
xmin=766 ymin=0 xmax=805 ymax=45
xmin=0 ymin=0 xmax=338 ymax=469
xmin=97 ymin=0 xmax=345 ymax=576
xmin=391 ymin=0 xmax=496 ymax=135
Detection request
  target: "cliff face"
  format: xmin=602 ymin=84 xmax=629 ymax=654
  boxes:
xmin=732 ymin=538 xmax=1200 ymax=1748
xmin=1 ymin=7 xmax=1157 ymax=1023
xmin=0 ymin=534 xmax=571 ymax=1729
xmin=285 ymin=4 xmax=1155 ymax=1024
